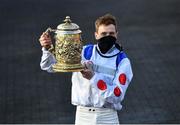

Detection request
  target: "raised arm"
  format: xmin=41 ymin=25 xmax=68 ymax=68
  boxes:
xmin=39 ymin=32 xmax=56 ymax=73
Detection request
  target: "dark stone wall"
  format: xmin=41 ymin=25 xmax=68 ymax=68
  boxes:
xmin=0 ymin=0 xmax=180 ymax=123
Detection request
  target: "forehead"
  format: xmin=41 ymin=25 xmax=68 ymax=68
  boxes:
xmin=97 ymin=24 xmax=116 ymax=33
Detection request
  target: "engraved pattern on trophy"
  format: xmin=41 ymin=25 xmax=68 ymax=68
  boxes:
xmin=46 ymin=16 xmax=84 ymax=72
xmin=55 ymin=34 xmax=82 ymax=64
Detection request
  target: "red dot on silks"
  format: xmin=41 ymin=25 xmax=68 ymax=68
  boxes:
xmin=114 ymin=87 xmax=121 ymax=97
xmin=119 ymin=73 xmax=127 ymax=85
xmin=97 ymin=80 xmax=107 ymax=90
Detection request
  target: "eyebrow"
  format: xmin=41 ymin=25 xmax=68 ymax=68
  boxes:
xmin=101 ymin=32 xmax=115 ymax=34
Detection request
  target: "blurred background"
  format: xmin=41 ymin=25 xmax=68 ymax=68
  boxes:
xmin=0 ymin=0 xmax=180 ymax=123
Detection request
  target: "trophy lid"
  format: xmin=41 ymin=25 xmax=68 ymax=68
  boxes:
xmin=56 ymin=16 xmax=81 ymax=34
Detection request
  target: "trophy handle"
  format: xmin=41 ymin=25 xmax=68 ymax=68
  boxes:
xmin=45 ymin=27 xmax=56 ymax=55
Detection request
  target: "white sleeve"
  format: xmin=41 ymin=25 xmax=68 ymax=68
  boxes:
xmin=40 ymin=47 xmax=57 ymax=73
xmin=90 ymin=58 xmax=133 ymax=104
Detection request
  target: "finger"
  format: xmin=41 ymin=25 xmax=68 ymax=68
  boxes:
xmin=80 ymin=70 xmax=85 ymax=74
xmin=81 ymin=69 xmax=88 ymax=73
xmin=39 ymin=37 xmax=51 ymax=42
xmin=84 ymin=69 xmax=91 ymax=72
xmin=40 ymin=34 xmax=50 ymax=40
xmin=42 ymin=32 xmax=49 ymax=36
xmin=81 ymin=73 xmax=86 ymax=78
xmin=43 ymin=39 xmax=52 ymax=43
xmin=80 ymin=70 xmax=89 ymax=77
xmin=44 ymin=33 xmax=50 ymax=38
xmin=40 ymin=32 xmax=47 ymax=38
xmin=39 ymin=40 xmax=52 ymax=46
xmin=41 ymin=40 xmax=51 ymax=44
xmin=83 ymin=63 xmax=88 ymax=69
xmin=43 ymin=42 xmax=52 ymax=46
xmin=41 ymin=33 xmax=50 ymax=39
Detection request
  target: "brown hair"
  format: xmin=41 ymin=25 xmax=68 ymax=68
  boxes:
xmin=95 ymin=13 xmax=117 ymax=32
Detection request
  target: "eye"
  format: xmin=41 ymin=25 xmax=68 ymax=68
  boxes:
xmin=101 ymin=32 xmax=107 ymax=36
xmin=109 ymin=32 xmax=115 ymax=35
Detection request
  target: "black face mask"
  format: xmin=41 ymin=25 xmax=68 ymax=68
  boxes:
xmin=97 ymin=36 xmax=117 ymax=54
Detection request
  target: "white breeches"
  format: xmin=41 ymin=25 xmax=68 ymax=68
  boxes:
xmin=75 ymin=106 xmax=119 ymax=125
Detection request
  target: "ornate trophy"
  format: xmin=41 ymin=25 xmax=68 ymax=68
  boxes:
xmin=45 ymin=16 xmax=84 ymax=72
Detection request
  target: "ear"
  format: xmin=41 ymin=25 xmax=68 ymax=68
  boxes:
xmin=115 ymin=31 xmax=118 ymax=39
xmin=94 ymin=32 xmax=98 ymax=40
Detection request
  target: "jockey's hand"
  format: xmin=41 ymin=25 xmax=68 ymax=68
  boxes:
xmin=80 ymin=61 xmax=94 ymax=80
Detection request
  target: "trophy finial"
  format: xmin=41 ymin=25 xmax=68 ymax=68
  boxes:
xmin=64 ymin=16 xmax=72 ymax=23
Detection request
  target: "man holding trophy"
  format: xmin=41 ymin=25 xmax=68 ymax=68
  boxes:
xmin=39 ymin=14 xmax=133 ymax=124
